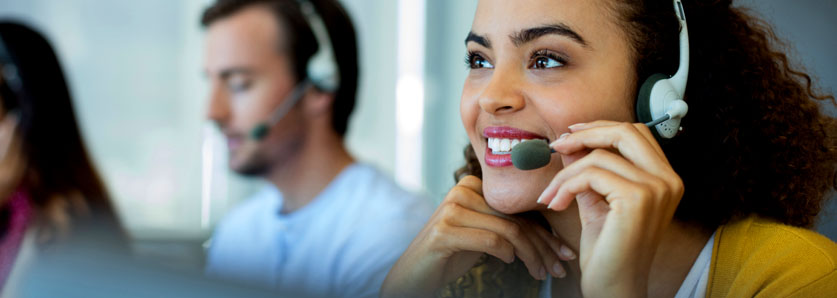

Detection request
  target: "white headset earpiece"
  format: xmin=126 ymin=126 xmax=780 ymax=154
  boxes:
xmin=637 ymin=0 xmax=690 ymax=139
xmin=297 ymin=0 xmax=339 ymax=93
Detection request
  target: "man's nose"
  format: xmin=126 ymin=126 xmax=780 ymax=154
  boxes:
xmin=206 ymin=84 xmax=231 ymax=126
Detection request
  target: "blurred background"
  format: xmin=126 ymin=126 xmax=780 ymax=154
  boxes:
xmin=0 ymin=0 xmax=834 ymax=271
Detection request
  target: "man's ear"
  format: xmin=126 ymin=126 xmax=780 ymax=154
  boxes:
xmin=303 ymin=89 xmax=334 ymax=117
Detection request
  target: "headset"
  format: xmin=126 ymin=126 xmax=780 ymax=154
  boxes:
xmin=250 ymin=0 xmax=340 ymax=140
xmin=636 ymin=0 xmax=690 ymax=140
xmin=512 ymin=0 xmax=691 ymax=170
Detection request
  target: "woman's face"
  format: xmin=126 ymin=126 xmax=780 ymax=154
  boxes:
xmin=462 ymin=0 xmax=636 ymax=214
xmin=0 ymin=74 xmax=25 ymax=199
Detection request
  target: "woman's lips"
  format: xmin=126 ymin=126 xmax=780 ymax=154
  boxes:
xmin=485 ymin=146 xmax=514 ymax=167
xmin=482 ymin=126 xmax=548 ymax=167
xmin=483 ymin=126 xmax=547 ymax=140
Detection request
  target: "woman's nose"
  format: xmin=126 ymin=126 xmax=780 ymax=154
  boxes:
xmin=477 ymin=68 xmax=525 ymax=115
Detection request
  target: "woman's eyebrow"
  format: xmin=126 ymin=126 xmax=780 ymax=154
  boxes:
xmin=510 ymin=24 xmax=588 ymax=48
xmin=464 ymin=32 xmax=491 ymax=48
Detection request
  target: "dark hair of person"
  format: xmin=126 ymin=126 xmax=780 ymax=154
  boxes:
xmin=0 ymin=21 xmax=124 ymax=246
xmin=448 ymin=0 xmax=836 ymax=295
xmin=200 ymin=0 xmax=360 ymax=137
xmin=456 ymin=0 xmax=836 ymax=230
xmin=614 ymin=0 xmax=836 ymax=230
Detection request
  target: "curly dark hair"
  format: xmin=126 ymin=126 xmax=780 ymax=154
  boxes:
xmin=623 ymin=0 xmax=836 ymax=230
xmin=447 ymin=0 xmax=836 ymax=296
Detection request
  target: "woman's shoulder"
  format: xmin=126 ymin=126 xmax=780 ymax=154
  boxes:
xmin=724 ymin=215 xmax=837 ymax=256
xmin=707 ymin=215 xmax=837 ymax=297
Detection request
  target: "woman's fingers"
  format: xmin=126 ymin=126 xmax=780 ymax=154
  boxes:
xmin=538 ymin=148 xmax=654 ymax=209
xmin=545 ymin=167 xmax=639 ymax=213
xmin=526 ymin=221 xmax=574 ymax=278
xmin=531 ymin=222 xmax=576 ymax=261
xmin=552 ymin=122 xmax=671 ymax=176
xmin=544 ymin=166 xmax=678 ymax=233
xmin=446 ymin=176 xmax=509 ymax=218
xmin=436 ymin=225 xmax=516 ymax=264
xmin=443 ymin=175 xmax=572 ymax=280
xmin=456 ymin=175 xmax=483 ymax=196
xmin=568 ymin=120 xmax=665 ymax=156
xmin=444 ymin=204 xmax=549 ymax=280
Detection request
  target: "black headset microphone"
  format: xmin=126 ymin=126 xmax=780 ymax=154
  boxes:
xmin=249 ymin=0 xmax=340 ymax=140
xmin=512 ymin=0 xmax=690 ymax=171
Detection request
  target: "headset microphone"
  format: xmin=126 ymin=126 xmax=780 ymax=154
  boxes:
xmin=511 ymin=140 xmax=556 ymax=171
xmin=249 ymin=0 xmax=339 ymax=140
xmin=250 ymin=80 xmax=312 ymax=140
xmin=512 ymin=0 xmax=689 ymax=170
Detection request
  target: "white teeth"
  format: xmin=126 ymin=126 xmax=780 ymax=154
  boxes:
xmin=500 ymin=139 xmax=511 ymax=152
xmin=488 ymin=137 xmax=536 ymax=154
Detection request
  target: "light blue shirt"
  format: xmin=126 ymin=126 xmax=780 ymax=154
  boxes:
xmin=206 ymin=163 xmax=433 ymax=298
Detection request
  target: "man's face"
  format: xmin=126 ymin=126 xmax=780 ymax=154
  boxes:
xmin=204 ymin=5 xmax=306 ymax=175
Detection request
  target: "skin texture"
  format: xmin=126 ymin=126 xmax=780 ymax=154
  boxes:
xmin=205 ymin=5 xmax=304 ymax=175
xmin=0 ymin=103 xmax=25 ymax=206
xmin=204 ymin=5 xmax=353 ymax=213
xmin=462 ymin=0 xmax=635 ymax=214
xmin=383 ymin=0 xmax=710 ymax=297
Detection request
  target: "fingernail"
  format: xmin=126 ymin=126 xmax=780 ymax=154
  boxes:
xmin=568 ymin=123 xmax=584 ymax=130
xmin=560 ymin=245 xmax=576 ymax=260
xmin=554 ymin=263 xmax=566 ymax=278
xmin=539 ymin=267 xmax=547 ymax=280
xmin=547 ymin=196 xmax=560 ymax=210
xmin=551 ymin=133 xmax=570 ymax=146
xmin=536 ymin=194 xmax=546 ymax=204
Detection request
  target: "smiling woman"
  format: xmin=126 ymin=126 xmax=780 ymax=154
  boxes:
xmin=382 ymin=0 xmax=837 ymax=297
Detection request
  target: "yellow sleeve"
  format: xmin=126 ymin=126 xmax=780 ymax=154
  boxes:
xmin=708 ymin=216 xmax=837 ymax=298
xmin=786 ymin=269 xmax=837 ymax=298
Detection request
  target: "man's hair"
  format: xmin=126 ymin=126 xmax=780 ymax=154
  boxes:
xmin=201 ymin=0 xmax=359 ymax=137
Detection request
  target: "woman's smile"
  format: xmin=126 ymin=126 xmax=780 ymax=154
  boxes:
xmin=483 ymin=126 xmax=549 ymax=167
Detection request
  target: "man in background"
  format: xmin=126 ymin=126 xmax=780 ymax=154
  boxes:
xmin=201 ymin=0 xmax=432 ymax=297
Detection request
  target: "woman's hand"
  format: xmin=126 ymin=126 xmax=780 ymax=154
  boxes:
xmin=537 ymin=121 xmax=684 ymax=298
xmin=381 ymin=176 xmax=576 ymax=298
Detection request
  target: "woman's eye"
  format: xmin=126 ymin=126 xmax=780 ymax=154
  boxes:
xmin=530 ymin=51 xmax=566 ymax=69
xmin=466 ymin=52 xmax=494 ymax=69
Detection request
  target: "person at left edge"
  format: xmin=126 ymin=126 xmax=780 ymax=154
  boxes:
xmin=200 ymin=1 xmax=433 ymax=297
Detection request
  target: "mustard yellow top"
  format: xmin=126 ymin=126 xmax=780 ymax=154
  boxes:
xmin=707 ymin=216 xmax=837 ymax=297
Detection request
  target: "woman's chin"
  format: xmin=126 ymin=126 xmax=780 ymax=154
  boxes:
xmin=482 ymin=178 xmax=544 ymax=214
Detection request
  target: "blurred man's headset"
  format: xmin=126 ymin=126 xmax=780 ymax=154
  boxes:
xmin=636 ymin=0 xmax=690 ymax=140
xmin=249 ymin=0 xmax=339 ymax=140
